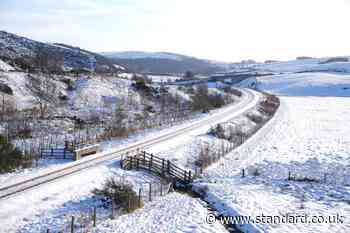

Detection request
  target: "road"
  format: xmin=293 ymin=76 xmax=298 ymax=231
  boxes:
xmin=0 ymin=88 xmax=259 ymax=199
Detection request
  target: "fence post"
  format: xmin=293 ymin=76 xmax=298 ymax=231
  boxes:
xmin=188 ymin=170 xmax=192 ymax=183
xmin=242 ymin=168 xmax=245 ymax=178
xmin=130 ymin=156 xmax=133 ymax=169
xmin=111 ymin=199 xmax=115 ymax=219
xmin=149 ymin=154 xmax=153 ymax=171
xmin=167 ymin=160 xmax=170 ymax=174
xmin=138 ymin=188 xmax=142 ymax=207
xmin=162 ymin=159 xmax=165 ymax=176
xmin=51 ymin=148 xmax=54 ymax=157
xmin=47 ymin=229 xmax=50 ymax=233
xmin=148 ymin=183 xmax=152 ymax=202
xmin=70 ymin=216 xmax=75 ymax=233
xmin=93 ymin=207 xmax=96 ymax=227
xmin=288 ymin=171 xmax=291 ymax=180
xmin=120 ymin=154 xmax=124 ymax=168
xmin=127 ymin=193 xmax=131 ymax=212
xmin=184 ymin=171 xmax=187 ymax=182
xmin=143 ymin=151 xmax=146 ymax=166
xmin=136 ymin=157 xmax=139 ymax=170
xmin=160 ymin=183 xmax=163 ymax=196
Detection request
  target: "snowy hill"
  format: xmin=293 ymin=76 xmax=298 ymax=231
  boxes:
xmin=257 ymin=73 xmax=350 ymax=97
xmin=0 ymin=31 xmax=125 ymax=73
xmin=101 ymin=51 xmax=227 ymax=75
xmin=101 ymin=51 xmax=188 ymax=61
xmin=253 ymin=57 xmax=350 ymax=74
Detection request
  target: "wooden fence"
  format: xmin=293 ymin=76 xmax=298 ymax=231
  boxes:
xmin=121 ymin=151 xmax=193 ymax=185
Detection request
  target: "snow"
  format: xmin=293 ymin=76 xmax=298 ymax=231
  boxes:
xmin=253 ymin=57 xmax=350 ymax=74
xmin=146 ymin=90 xmax=260 ymax=168
xmin=0 ymin=72 xmax=37 ymax=109
xmin=4 ymin=52 xmax=350 ymax=232
xmin=68 ymin=76 xmax=137 ymax=110
xmin=118 ymin=72 xmax=134 ymax=79
xmin=257 ymin=73 xmax=350 ymax=97
xmin=0 ymin=59 xmax=14 ymax=71
xmin=0 ymin=160 xmax=163 ymax=233
xmin=0 ymin=88 xmax=260 ymax=233
xmin=113 ymin=64 xmax=126 ymax=70
xmin=93 ymin=192 xmax=227 ymax=233
xmin=193 ymin=73 xmax=350 ymax=233
xmin=148 ymin=74 xmax=182 ymax=83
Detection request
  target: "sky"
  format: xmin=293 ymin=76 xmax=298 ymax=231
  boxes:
xmin=1 ymin=0 xmax=350 ymax=62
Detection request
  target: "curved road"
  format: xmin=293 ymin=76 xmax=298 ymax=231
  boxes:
xmin=0 ymin=88 xmax=259 ymax=199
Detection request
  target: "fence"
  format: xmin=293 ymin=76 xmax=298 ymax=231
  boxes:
xmin=121 ymin=151 xmax=193 ymax=185
xmin=40 ymin=148 xmax=74 ymax=159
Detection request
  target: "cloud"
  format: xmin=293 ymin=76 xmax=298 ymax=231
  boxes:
xmin=1 ymin=0 xmax=350 ymax=61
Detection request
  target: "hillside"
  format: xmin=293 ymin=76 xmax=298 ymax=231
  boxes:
xmin=0 ymin=31 xmax=125 ymax=73
xmin=251 ymin=57 xmax=350 ymax=74
xmin=102 ymin=51 xmax=227 ymax=75
xmin=101 ymin=51 xmax=187 ymax=60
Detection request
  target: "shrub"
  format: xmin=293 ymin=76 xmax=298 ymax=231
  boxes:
xmin=228 ymin=127 xmax=248 ymax=145
xmin=223 ymin=87 xmax=242 ymax=97
xmin=61 ymin=78 xmax=75 ymax=91
xmin=195 ymin=144 xmax=211 ymax=169
xmin=246 ymin=113 xmax=264 ymax=124
xmin=93 ymin=178 xmax=142 ymax=213
xmin=252 ymin=168 xmax=260 ymax=177
xmin=258 ymin=93 xmax=280 ymax=116
xmin=0 ymin=135 xmax=25 ymax=173
xmin=190 ymin=84 xmax=226 ymax=112
xmin=0 ymin=83 xmax=13 ymax=95
xmin=210 ymin=124 xmax=226 ymax=139
xmin=208 ymin=93 xmax=225 ymax=108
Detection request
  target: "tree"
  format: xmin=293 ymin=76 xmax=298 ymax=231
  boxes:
xmin=0 ymin=135 xmax=24 ymax=173
xmin=184 ymin=70 xmax=195 ymax=79
xmin=107 ymin=105 xmax=128 ymax=137
xmin=0 ymin=93 xmax=16 ymax=121
xmin=26 ymin=74 xmax=58 ymax=118
xmin=191 ymin=84 xmax=210 ymax=112
xmin=34 ymin=46 xmax=64 ymax=73
xmin=93 ymin=178 xmax=141 ymax=214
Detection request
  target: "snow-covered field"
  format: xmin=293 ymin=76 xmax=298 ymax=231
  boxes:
xmin=93 ymin=192 xmax=227 ymax=233
xmin=194 ymin=72 xmax=350 ymax=233
xmin=253 ymin=57 xmax=350 ymax=74
xmin=257 ymin=73 xmax=350 ymax=97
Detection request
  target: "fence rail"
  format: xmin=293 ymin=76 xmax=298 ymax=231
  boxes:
xmin=121 ymin=151 xmax=193 ymax=184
